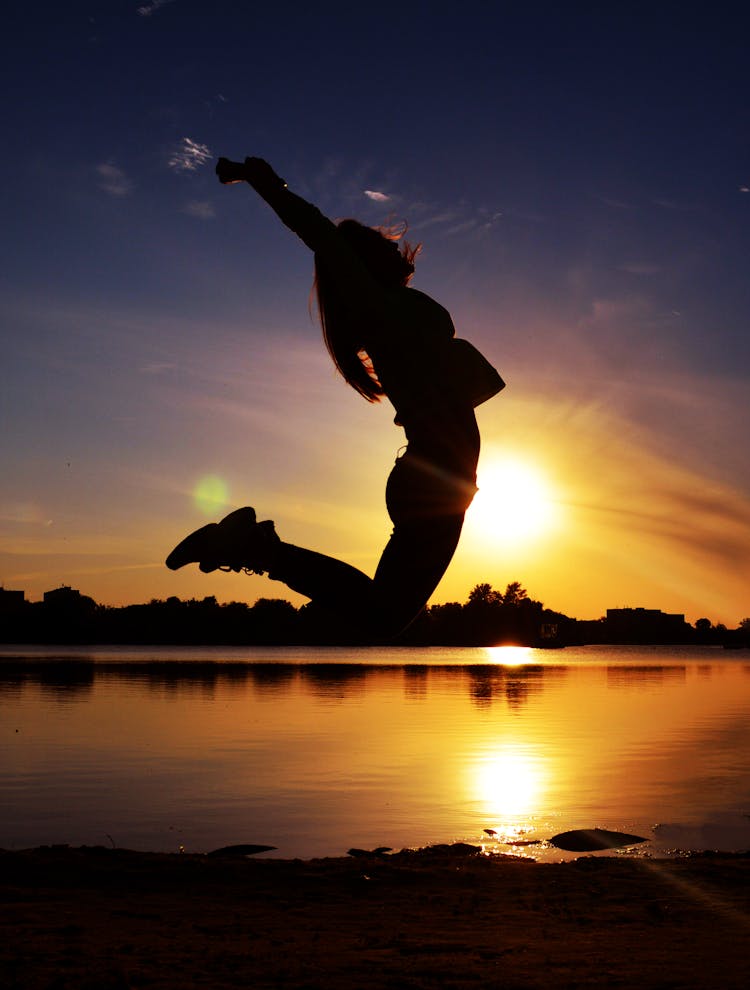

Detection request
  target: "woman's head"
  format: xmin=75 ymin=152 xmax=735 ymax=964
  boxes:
xmin=336 ymin=219 xmax=418 ymax=287
xmin=314 ymin=220 xmax=421 ymax=401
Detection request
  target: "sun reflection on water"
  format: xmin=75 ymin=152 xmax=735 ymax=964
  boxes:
xmin=473 ymin=744 xmax=547 ymax=820
xmin=482 ymin=645 xmax=534 ymax=666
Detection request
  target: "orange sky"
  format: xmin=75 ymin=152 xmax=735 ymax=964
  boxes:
xmin=5 ymin=313 xmax=748 ymax=626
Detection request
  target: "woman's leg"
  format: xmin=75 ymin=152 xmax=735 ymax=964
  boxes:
xmin=368 ymin=514 xmax=466 ymax=635
xmin=267 ymin=543 xmax=373 ymax=608
xmin=368 ymin=449 xmax=474 ymax=635
xmin=265 ymin=450 xmax=475 ymax=639
xmin=167 ymin=434 xmax=477 ymax=641
xmin=263 ymin=543 xmax=374 ymax=642
xmin=264 ymin=515 xmax=464 ymax=641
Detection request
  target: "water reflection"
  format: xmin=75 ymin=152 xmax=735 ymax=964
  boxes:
xmin=0 ymin=655 xmax=743 ymax=708
xmin=250 ymin=664 xmax=296 ymax=698
xmin=0 ymin=659 xmax=95 ymax=701
xmin=298 ymin=664 xmax=369 ymax=700
xmin=482 ymin=645 xmax=536 ymax=666
xmin=605 ymin=665 xmax=687 ymax=688
xmin=1 ymin=659 xmax=565 ymax=709
xmin=403 ymin=666 xmax=428 ymax=701
xmin=473 ymin=744 xmax=547 ymax=818
xmin=3 ymin=649 xmax=750 ymax=859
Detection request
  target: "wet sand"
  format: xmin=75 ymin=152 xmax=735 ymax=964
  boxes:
xmin=2 ymin=845 xmax=749 ymax=989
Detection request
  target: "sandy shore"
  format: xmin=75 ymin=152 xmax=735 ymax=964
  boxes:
xmin=2 ymin=845 xmax=749 ymax=989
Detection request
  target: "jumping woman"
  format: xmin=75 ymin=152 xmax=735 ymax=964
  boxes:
xmin=166 ymin=157 xmax=504 ymax=641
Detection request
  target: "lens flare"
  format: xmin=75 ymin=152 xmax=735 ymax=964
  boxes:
xmin=193 ymin=475 xmax=228 ymax=515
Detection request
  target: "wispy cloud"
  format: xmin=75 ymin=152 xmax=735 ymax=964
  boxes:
xmin=96 ymin=162 xmax=133 ymax=197
xmin=407 ymin=200 xmax=504 ymax=239
xmin=182 ymin=200 xmax=215 ymax=219
xmin=411 ymin=208 xmax=463 ymax=229
xmin=137 ymin=0 xmax=175 ymax=16
xmin=168 ymin=137 xmax=212 ymax=172
xmin=300 ymin=156 xmax=501 ymax=240
xmin=444 ymin=219 xmax=479 ymax=236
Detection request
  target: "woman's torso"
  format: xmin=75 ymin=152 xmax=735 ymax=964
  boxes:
xmin=365 ymin=287 xmax=480 ymax=479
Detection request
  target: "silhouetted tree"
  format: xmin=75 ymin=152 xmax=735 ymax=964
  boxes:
xmin=249 ymin=597 xmax=300 ymax=643
xmin=468 ymin=583 xmax=502 ymax=606
xmin=502 ymin=581 xmax=528 ymax=607
xmin=1 ymin=584 xmax=730 ymax=647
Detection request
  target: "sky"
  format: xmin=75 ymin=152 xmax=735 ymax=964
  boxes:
xmin=1 ymin=2 xmax=749 ymax=625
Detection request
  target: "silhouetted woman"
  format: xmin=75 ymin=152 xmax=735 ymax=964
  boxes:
xmin=167 ymin=157 xmax=503 ymax=641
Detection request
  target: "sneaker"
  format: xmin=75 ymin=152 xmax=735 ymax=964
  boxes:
xmin=166 ymin=507 xmax=279 ymax=574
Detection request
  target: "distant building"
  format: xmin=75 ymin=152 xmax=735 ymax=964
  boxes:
xmin=44 ymin=585 xmax=83 ymax=605
xmin=0 ymin=587 xmax=25 ymax=615
xmin=605 ymin=607 xmax=688 ymax=642
xmin=42 ymin=585 xmax=96 ymax=614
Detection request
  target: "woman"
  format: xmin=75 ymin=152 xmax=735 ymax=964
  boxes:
xmin=167 ymin=157 xmax=503 ymax=641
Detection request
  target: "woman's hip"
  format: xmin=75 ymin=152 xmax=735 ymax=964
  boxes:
xmin=386 ymin=447 xmax=478 ymax=523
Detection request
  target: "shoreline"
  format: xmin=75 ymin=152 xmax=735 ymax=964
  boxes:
xmin=3 ymin=845 xmax=749 ymax=988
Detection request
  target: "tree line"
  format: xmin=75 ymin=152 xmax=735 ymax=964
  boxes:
xmin=2 ymin=581 xmax=748 ymax=647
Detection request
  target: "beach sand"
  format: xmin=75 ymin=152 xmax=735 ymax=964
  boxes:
xmin=2 ymin=845 xmax=749 ymax=989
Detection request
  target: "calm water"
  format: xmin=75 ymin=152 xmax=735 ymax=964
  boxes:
xmin=2 ymin=644 xmax=750 ymax=860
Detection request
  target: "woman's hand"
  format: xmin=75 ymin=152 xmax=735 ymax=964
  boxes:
xmin=215 ymin=157 xmax=247 ymax=184
xmin=216 ymin=157 xmax=287 ymax=191
xmin=243 ymin=157 xmax=286 ymax=189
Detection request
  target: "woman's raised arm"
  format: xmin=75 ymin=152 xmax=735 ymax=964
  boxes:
xmin=216 ymin=157 xmax=394 ymax=328
xmin=217 ymin=157 xmax=334 ymax=254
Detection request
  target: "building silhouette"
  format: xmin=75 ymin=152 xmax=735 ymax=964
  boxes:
xmin=605 ymin=607 xmax=689 ymax=643
xmin=0 ymin=587 xmax=25 ymax=615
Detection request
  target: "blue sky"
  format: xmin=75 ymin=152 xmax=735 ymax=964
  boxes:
xmin=1 ymin=2 xmax=749 ymax=624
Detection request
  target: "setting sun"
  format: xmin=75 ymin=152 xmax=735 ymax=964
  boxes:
xmin=468 ymin=456 xmax=558 ymax=545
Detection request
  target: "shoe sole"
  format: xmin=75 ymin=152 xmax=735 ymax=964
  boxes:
xmin=165 ymin=507 xmax=259 ymax=571
xmin=165 ymin=523 xmax=219 ymax=570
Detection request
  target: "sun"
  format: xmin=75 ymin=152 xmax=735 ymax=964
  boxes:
xmin=468 ymin=455 xmax=557 ymax=545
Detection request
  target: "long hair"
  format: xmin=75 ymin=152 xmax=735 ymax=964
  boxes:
xmin=313 ymin=219 xmax=421 ymax=401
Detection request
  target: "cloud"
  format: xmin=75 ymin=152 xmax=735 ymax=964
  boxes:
xmin=168 ymin=137 xmax=212 ymax=172
xmin=444 ymin=219 xmax=479 ymax=236
xmin=137 ymin=0 xmax=175 ymax=16
xmin=412 ymin=208 xmax=462 ymax=229
xmin=182 ymin=200 xmax=215 ymax=219
xmin=405 ymin=198 xmax=505 ymax=239
xmin=96 ymin=162 xmax=133 ymax=197
xmin=580 ymin=434 xmax=750 ymax=615
xmin=364 ymin=190 xmax=390 ymax=202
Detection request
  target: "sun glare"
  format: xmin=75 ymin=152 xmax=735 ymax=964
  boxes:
xmin=473 ymin=745 xmax=545 ymax=818
xmin=469 ymin=456 xmax=557 ymax=545
xmin=483 ymin=646 xmax=534 ymax=667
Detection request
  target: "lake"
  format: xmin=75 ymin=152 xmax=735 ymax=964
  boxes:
xmin=2 ymin=644 xmax=750 ymax=860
